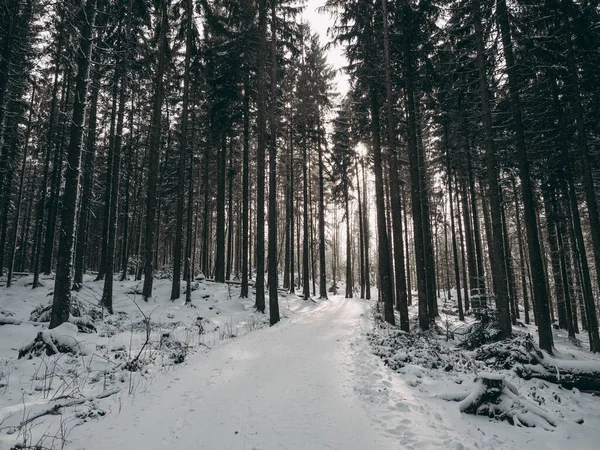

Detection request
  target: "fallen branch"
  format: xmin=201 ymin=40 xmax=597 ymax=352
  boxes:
xmin=19 ymin=388 xmax=120 ymax=428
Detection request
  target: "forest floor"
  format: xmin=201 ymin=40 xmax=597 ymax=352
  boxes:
xmin=1 ymin=275 xmax=600 ymax=449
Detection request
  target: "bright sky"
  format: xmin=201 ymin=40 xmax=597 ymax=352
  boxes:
xmin=302 ymin=0 xmax=350 ymax=96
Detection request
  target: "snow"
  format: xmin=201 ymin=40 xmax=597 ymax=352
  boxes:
xmin=67 ymin=297 xmax=396 ymax=450
xmin=1 ymin=277 xmax=600 ymax=449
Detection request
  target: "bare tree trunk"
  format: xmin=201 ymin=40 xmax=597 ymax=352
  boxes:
xmin=455 ymin=177 xmax=469 ymax=313
xmin=101 ymin=29 xmax=129 ymax=314
xmin=142 ymin=0 xmax=169 ymax=301
xmin=382 ymin=0 xmax=408 ymax=329
xmin=400 ymin=0 xmax=426 ymax=328
xmin=49 ymin=0 xmax=96 ymax=328
xmin=560 ymin=0 xmax=600 ymax=351
xmin=268 ymin=0 xmax=279 ymax=324
xmin=356 ymin=160 xmax=365 ymax=299
xmin=6 ymin=87 xmax=35 ymax=286
xmin=497 ymin=0 xmax=552 ymax=351
xmin=172 ymin=0 xmax=192 ymax=299
xmin=241 ymin=75 xmax=250 ymax=298
xmin=362 ymin=158 xmax=371 ymax=300
xmin=473 ymin=0 xmax=511 ymax=338
xmin=302 ymin=134 xmax=310 ymax=300
xmin=318 ymin=121 xmax=327 ymax=299
xmin=254 ymin=0 xmax=267 ymax=312
xmin=445 ymin=134 xmax=463 ymax=321
xmin=369 ymin=84 xmax=394 ymax=325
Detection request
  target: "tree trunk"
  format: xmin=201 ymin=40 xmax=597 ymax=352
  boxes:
xmin=369 ymin=85 xmax=394 ymax=326
xmin=318 ymin=122 xmax=327 ymax=299
xmin=401 ymin=0 xmax=426 ymax=329
xmin=120 ymin=94 xmax=135 ymax=281
xmin=6 ymin=86 xmax=35 ymax=286
xmin=241 ymin=74 xmax=250 ymax=298
xmin=356 ymin=160 xmax=365 ymax=299
xmin=214 ymin=135 xmax=226 ymax=283
xmin=473 ymin=0 xmax=511 ymax=338
xmin=254 ymin=0 xmax=267 ymax=312
xmin=268 ymin=0 xmax=279 ymax=325
xmin=302 ymin=135 xmax=310 ymax=300
xmin=142 ymin=0 xmax=169 ymax=301
xmin=101 ymin=39 xmax=128 ymax=314
xmin=172 ymin=0 xmax=192 ymax=299
xmin=49 ymin=0 xmax=96 ymax=328
xmin=445 ymin=142 xmax=464 ymax=321
xmin=560 ymin=0 xmax=600 ymax=351
xmin=362 ymin=158 xmax=371 ymax=300
xmin=497 ymin=0 xmax=553 ymax=351
xmin=382 ymin=0 xmax=408 ymax=330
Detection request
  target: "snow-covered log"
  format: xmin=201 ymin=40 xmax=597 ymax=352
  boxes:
xmin=440 ymin=373 xmax=557 ymax=429
xmin=18 ymin=323 xmax=91 ymax=358
xmin=517 ymin=360 xmax=600 ymax=392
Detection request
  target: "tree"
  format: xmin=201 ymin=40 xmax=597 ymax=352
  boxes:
xmin=49 ymin=0 xmax=97 ymax=328
xmin=142 ymin=0 xmax=169 ymax=301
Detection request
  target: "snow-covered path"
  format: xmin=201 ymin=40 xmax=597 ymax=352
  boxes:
xmin=68 ymin=296 xmax=399 ymax=450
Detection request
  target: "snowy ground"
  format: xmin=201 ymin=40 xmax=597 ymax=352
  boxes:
xmin=365 ymin=295 xmax=600 ymax=449
xmin=1 ymin=276 xmax=600 ymax=449
xmin=0 ymin=273 xmax=275 ymax=449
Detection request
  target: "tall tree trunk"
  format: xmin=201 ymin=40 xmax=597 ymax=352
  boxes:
xmin=241 ymin=74 xmax=250 ymax=298
xmin=500 ymin=192 xmax=518 ymax=324
xmin=101 ymin=37 xmax=129 ymax=314
xmin=97 ymin=73 xmax=120 ymax=281
xmin=514 ymin=186 xmax=531 ymax=325
xmin=318 ymin=121 xmax=327 ymax=299
xmin=356 ymin=159 xmax=365 ymax=299
xmin=473 ymin=0 xmax=511 ymax=338
xmin=254 ymin=0 xmax=267 ymax=311
xmin=268 ymin=0 xmax=279 ymax=325
xmin=445 ymin=140 xmax=464 ymax=321
xmin=382 ymin=0 xmax=408 ymax=330
xmin=6 ymin=86 xmax=35 ymax=286
xmin=344 ymin=186 xmax=352 ymax=298
xmin=142 ymin=0 xmax=169 ymax=301
xmin=283 ymin=123 xmax=291 ymax=291
xmin=401 ymin=0 xmax=426 ymax=329
xmin=288 ymin=109 xmax=295 ymax=294
xmin=184 ymin=108 xmax=196 ymax=303
xmin=172 ymin=0 xmax=192 ymax=299
xmin=417 ymin=110 xmax=437 ymax=320
xmin=560 ymin=0 xmax=600 ymax=351
xmin=497 ymin=0 xmax=552 ymax=351
xmin=49 ymin=0 xmax=96 ymax=328
xmin=42 ymin=66 xmax=72 ymax=276
xmin=120 ymin=93 xmax=135 ymax=281
xmin=460 ymin=179 xmax=475 ymax=311
xmin=369 ymin=85 xmax=394 ymax=325
xmin=362 ymin=158 xmax=371 ymax=300
xmin=302 ymin=135 xmax=310 ymax=300
xmin=32 ymin=71 xmax=60 ymax=288
xmin=544 ymin=185 xmax=574 ymax=336
xmin=455 ymin=177 xmax=469 ymax=313
xmin=403 ymin=188 xmax=412 ymax=306
xmin=309 ymin=161 xmax=316 ymax=297
xmin=214 ymin=135 xmax=226 ymax=282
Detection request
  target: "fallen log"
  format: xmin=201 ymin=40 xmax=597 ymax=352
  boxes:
xmin=439 ymin=373 xmax=557 ymax=429
xmin=517 ymin=362 xmax=600 ymax=392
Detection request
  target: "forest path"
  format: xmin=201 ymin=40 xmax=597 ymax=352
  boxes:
xmin=67 ymin=295 xmax=402 ymax=450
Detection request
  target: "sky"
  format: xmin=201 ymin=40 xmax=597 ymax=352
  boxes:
xmin=302 ymin=0 xmax=350 ymax=96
